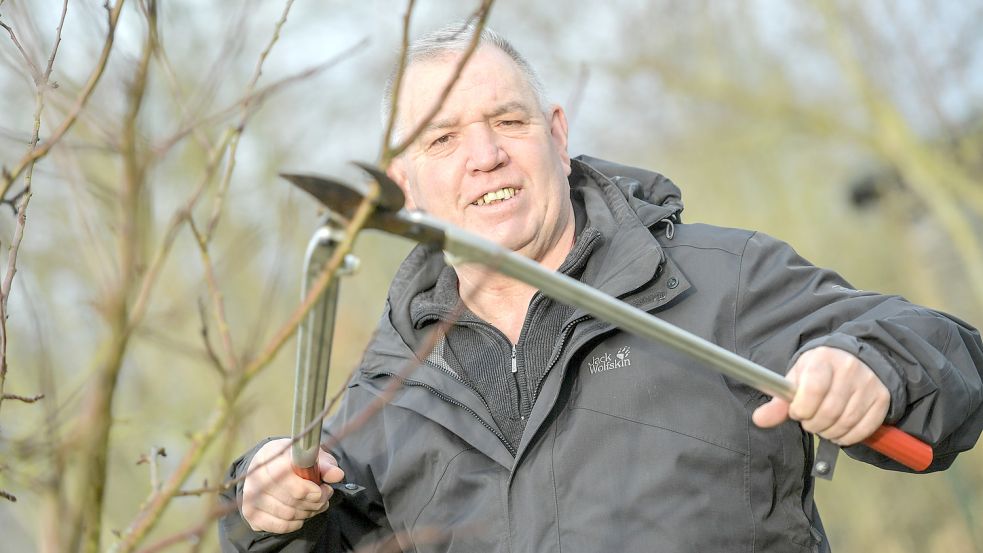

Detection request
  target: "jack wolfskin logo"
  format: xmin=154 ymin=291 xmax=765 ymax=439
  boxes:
xmin=587 ymin=346 xmax=631 ymax=374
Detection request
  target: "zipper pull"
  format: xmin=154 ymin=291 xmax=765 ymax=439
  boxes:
xmin=511 ymin=345 xmax=517 ymax=374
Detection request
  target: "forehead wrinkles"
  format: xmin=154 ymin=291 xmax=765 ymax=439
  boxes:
xmin=397 ymin=48 xmax=536 ymax=137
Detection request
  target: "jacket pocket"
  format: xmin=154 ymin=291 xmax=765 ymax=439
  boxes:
xmin=406 ymin=448 xmax=509 ymax=553
xmin=552 ymin=404 xmax=753 ymax=553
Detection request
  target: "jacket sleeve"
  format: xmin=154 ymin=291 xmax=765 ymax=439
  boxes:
xmin=218 ymin=388 xmax=393 ymax=552
xmin=734 ymin=231 xmax=983 ymax=472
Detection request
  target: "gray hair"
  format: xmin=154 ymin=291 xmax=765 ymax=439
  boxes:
xmin=380 ymin=20 xmax=550 ymax=140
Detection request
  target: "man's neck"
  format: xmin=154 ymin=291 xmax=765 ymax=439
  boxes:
xmin=455 ymin=217 xmax=576 ymax=344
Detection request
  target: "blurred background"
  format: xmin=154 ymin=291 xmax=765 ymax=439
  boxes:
xmin=0 ymin=0 xmax=980 ymax=551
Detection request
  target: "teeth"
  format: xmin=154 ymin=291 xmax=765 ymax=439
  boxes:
xmin=473 ymin=187 xmax=516 ymax=206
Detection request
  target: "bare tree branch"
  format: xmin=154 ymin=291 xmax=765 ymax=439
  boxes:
xmin=152 ymin=40 xmax=368 ymax=159
xmin=1 ymin=392 xmax=44 ymax=403
xmin=379 ymin=0 xmax=416 ymax=158
xmin=0 ymin=190 xmax=30 ymax=416
xmin=71 ymin=3 xmax=153 ymax=551
xmin=134 ymin=503 xmax=236 ymax=553
xmin=188 ymin=217 xmax=238 ymax=373
xmin=0 ymin=17 xmax=42 ymax=83
xmin=0 ymin=0 xmax=125 ymax=202
xmin=203 ymin=0 xmax=297 ymax=243
xmin=196 ymin=298 xmax=228 ymax=377
xmin=0 ymin=0 xmax=68 ymax=417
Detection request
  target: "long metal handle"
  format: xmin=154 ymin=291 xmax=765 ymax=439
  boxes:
xmin=291 ymin=226 xmax=344 ymax=478
xmin=405 ymin=211 xmax=933 ymax=471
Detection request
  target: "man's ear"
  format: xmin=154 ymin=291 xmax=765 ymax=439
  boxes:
xmin=548 ymin=105 xmax=571 ymax=175
xmin=386 ymin=157 xmax=416 ymax=210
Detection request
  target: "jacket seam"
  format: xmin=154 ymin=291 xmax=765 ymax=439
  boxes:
xmin=744 ymin=410 xmax=755 ymax=553
xmin=551 ymin=422 xmax=562 ymax=553
xmin=935 ymin=323 xmax=975 ymax=422
xmin=409 ymin=447 xmax=476 ymax=535
xmin=662 ymin=243 xmax=746 ymax=255
xmin=734 ymin=232 xmax=757 ymax=359
xmin=571 ymin=406 xmax=748 ymax=455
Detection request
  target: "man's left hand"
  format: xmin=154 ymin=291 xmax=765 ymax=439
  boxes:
xmin=752 ymin=346 xmax=891 ymax=446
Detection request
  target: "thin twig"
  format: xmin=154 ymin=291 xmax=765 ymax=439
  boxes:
xmin=42 ymin=0 xmax=70 ymax=82
xmin=136 ymin=447 xmax=167 ymax=493
xmin=152 ymin=40 xmax=368 ymax=158
xmin=382 ymin=0 xmax=494 ymax=165
xmin=2 ymin=392 xmax=44 ymax=403
xmin=0 ymin=0 xmax=126 ymax=202
xmin=134 ymin=503 xmax=236 ymax=553
xmin=201 ymin=0 xmax=296 ymax=244
xmin=196 ymin=298 xmax=227 ymax=378
xmin=379 ymin=0 xmax=416 ymax=157
xmin=0 ymin=18 xmax=42 ymax=83
xmin=0 ymin=172 xmax=32 ymax=418
xmin=188 ymin=217 xmax=238 ymax=373
xmin=125 ymin=128 xmax=235 ymax=334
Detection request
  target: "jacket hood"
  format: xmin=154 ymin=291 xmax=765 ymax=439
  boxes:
xmin=363 ymin=155 xmax=687 ymax=369
xmin=571 ymin=154 xmax=683 ymax=226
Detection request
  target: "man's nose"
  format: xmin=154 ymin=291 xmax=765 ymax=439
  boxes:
xmin=464 ymin=126 xmax=507 ymax=173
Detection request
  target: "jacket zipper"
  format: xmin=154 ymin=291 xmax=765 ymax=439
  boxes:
xmin=533 ymin=315 xmax=590 ymax=401
xmin=533 ymin=286 xmax=671 ymax=400
xmin=375 ymin=371 xmax=518 ymax=457
xmin=511 ymin=344 xmax=526 ymax=421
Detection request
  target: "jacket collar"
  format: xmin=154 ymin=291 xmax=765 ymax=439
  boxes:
xmin=380 ymin=155 xmax=687 ymax=351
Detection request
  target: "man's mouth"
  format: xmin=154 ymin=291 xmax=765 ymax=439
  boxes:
xmin=472 ymin=187 xmax=518 ymax=206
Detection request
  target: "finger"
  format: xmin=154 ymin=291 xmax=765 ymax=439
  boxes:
xmin=752 ymin=396 xmax=790 ymax=428
xmin=787 ymin=360 xmax=833 ymax=422
xmin=251 ymin=492 xmax=308 ymax=521
xmin=246 ymin=487 xmax=326 ymax=525
xmin=319 ymin=464 xmax=346 ymax=484
xmin=798 ymin=365 xmax=854 ymax=435
xmin=246 ymin=510 xmax=304 ymax=534
xmin=833 ymin=387 xmax=890 ymax=446
xmin=315 ymin=483 xmax=334 ymax=514
xmin=272 ymin=478 xmax=331 ymax=511
xmin=318 ymin=451 xmax=345 ymax=484
xmin=815 ymin=388 xmax=868 ymax=442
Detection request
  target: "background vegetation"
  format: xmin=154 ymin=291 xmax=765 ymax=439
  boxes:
xmin=0 ymin=1 xmax=980 ymax=551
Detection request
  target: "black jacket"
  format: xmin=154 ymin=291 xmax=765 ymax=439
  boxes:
xmin=221 ymin=156 xmax=983 ymax=552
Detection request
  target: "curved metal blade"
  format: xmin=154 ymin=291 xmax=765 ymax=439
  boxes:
xmin=282 ymin=165 xmax=446 ymax=246
xmin=281 ymin=172 xmax=370 ymax=220
xmin=351 ymin=161 xmax=406 ymax=212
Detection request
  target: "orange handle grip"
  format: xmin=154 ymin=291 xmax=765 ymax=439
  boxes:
xmin=292 ymin=463 xmax=321 ymax=483
xmin=861 ymin=425 xmax=933 ymax=471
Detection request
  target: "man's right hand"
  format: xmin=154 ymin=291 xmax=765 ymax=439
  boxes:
xmin=241 ymin=438 xmax=346 ymax=534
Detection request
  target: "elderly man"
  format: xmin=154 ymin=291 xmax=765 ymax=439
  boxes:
xmin=220 ymin=23 xmax=983 ymax=552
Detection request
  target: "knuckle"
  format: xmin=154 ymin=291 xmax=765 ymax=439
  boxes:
xmin=788 ymin=397 xmax=819 ymax=421
xmin=250 ymin=513 xmax=279 ymax=533
xmin=270 ymin=519 xmax=301 ymax=534
xmin=800 ymin=374 xmax=829 ymax=396
xmin=287 ymin=483 xmax=313 ymax=502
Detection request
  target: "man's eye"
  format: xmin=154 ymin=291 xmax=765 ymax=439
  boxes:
xmin=498 ymin=120 xmax=522 ymax=127
xmin=430 ymin=134 xmax=452 ymax=148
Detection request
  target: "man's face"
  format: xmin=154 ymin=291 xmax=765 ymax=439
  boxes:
xmin=388 ymin=45 xmax=573 ymax=261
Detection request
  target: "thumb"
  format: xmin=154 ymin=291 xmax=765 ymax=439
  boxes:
xmin=753 ymin=360 xmax=803 ymax=428
xmin=752 ymin=396 xmax=790 ymax=428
